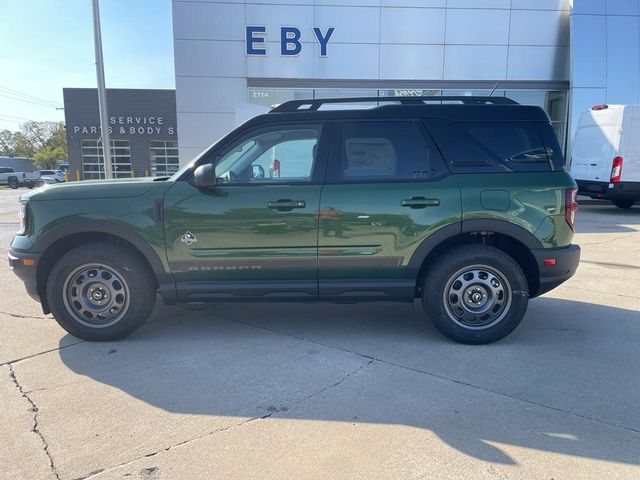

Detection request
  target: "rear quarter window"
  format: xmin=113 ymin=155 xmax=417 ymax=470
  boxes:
xmin=425 ymin=119 xmax=560 ymax=173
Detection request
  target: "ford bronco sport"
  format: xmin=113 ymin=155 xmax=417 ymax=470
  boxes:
xmin=9 ymin=96 xmax=580 ymax=344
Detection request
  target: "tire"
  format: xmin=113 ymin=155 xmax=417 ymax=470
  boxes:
xmin=422 ymin=244 xmax=529 ymax=345
xmin=8 ymin=178 xmax=18 ymax=189
xmin=613 ymin=199 xmax=635 ymax=209
xmin=46 ymin=242 xmax=156 ymax=341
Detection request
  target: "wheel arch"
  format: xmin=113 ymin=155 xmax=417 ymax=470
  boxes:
xmin=33 ymin=221 xmax=171 ymax=313
xmin=407 ymin=220 xmax=542 ymax=298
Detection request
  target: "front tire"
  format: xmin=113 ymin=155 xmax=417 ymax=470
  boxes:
xmin=422 ymin=245 xmax=529 ymax=344
xmin=46 ymin=242 xmax=156 ymax=341
xmin=613 ymin=199 xmax=635 ymax=209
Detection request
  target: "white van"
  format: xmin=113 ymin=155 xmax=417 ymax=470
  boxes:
xmin=571 ymin=104 xmax=640 ymax=208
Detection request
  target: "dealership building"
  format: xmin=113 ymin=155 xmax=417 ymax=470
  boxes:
xmin=65 ymin=1 xmax=640 ymax=176
xmin=63 ymin=88 xmax=178 ymax=179
xmin=172 ymin=0 xmax=640 ymax=165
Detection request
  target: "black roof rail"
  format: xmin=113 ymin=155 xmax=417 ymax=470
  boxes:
xmin=270 ymin=96 xmax=518 ymax=113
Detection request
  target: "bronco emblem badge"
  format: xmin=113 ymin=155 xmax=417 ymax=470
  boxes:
xmin=181 ymin=231 xmax=198 ymax=245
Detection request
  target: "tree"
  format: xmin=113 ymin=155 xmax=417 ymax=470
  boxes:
xmin=31 ymin=122 xmax=67 ymax=169
xmin=0 ymin=130 xmax=15 ymax=156
xmin=34 ymin=145 xmax=67 ymax=169
xmin=0 ymin=121 xmax=68 ymax=168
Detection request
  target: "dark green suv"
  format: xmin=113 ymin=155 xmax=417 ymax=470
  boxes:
xmin=9 ymin=96 xmax=580 ymax=344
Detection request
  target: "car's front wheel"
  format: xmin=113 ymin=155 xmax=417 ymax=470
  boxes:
xmin=46 ymin=242 xmax=156 ymax=341
xmin=422 ymin=245 xmax=529 ymax=344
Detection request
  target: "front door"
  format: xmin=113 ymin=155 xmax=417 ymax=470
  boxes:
xmin=164 ymin=122 xmax=328 ymax=300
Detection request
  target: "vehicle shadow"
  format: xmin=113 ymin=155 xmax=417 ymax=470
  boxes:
xmin=58 ymin=297 xmax=640 ymax=466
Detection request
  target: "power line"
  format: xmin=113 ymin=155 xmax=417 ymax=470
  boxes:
xmin=0 ymin=91 xmax=60 ymax=107
xmin=0 ymin=113 xmax=32 ymax=121
xmin=0 ymin=91 xmax=61 ymax=108
xmin=0 ymin=85 xmax=62 ymax=107
xmin=0 ymin=118 xmax=21 ymax=125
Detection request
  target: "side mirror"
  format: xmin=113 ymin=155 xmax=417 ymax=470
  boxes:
xmin=252 ymin=164 xmax=265 ymax=180
xmin=193 ymin=164 xmax=217 ymax=188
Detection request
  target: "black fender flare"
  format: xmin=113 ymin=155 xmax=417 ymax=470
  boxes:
xmin=406 ymin=219 xmax=543 ymax=278
xmin=32 ymin=220 xmax=171 ymax=284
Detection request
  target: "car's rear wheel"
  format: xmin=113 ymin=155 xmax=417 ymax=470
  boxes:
xmin=422 ymin=245 xmax=529 ymax=344
xmin=8 ymin=178 xmax=18 ymax=189
xmin=613 ymin=199 xmax=635 ymax=209
xmin=46 ymin=242 xmax=156 ymax=341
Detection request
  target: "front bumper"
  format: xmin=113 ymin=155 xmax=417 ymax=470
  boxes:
xmin=577 ymin=180 xmax=640 ymax=201
xmin=531 ymin=244 xmax=580 ymax=297
xmin=8 ymin=249 xmax=42 ymax=303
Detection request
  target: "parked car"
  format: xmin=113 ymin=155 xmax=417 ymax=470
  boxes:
xmin=36 ymin=170 xmax=65 ymax=184
xmin=571 ymin=104 xmax=640 ymax=208
xmin=8 ymin=96 xmax=580 ymax=344
xmin=0 ymin=167 xmax=40 ymax=189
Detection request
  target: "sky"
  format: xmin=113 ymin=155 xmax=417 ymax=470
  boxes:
xmin=0 ymin=0 xmax=175 ymax=131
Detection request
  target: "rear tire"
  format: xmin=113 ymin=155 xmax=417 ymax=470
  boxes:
xmin=613 ymin=199 xmax=635 ymax=209
xmin=46 ymin=242 xmax=156 ymax=341
xmin=422 ymin=245 xmax=529 ymax=345
xmin=8 ymin=178 xmax=18 ymax=189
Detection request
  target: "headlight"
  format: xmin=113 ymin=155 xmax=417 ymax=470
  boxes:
xmin=17 ymin=201 xmax=28 ymax=235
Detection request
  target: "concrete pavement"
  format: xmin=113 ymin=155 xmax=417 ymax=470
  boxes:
xmin=1 ymin=187 xmax=639 ymax=479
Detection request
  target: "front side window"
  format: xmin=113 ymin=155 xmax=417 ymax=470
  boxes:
xmin=213 ymin=124 xmax=322 ymax=184
xmin=327 ymin=120 xmax=445 ymax=182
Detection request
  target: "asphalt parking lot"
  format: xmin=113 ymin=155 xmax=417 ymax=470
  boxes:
xmin=0 ymin=187 xmax=639 ymax=480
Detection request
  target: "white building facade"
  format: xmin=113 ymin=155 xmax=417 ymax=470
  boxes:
xmin=171 ymin=0 xmax=640 ymax=164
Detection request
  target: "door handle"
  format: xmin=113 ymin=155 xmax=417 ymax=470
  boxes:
xmin=401 ymin=197 xmax=440 ymax=209
xmin=267 ymin=199 xmax=306 ymax=211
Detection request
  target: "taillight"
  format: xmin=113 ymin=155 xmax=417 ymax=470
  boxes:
xmin=610 ymin=156 xmax=623 ymax=183
xmin=565 ymin=188 xmax=578 ymax=231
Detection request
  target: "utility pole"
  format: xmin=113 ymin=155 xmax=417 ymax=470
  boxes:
xmin=92 ymin=0 xmax=113 ymax=179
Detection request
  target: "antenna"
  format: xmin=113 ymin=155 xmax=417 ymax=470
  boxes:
xmin=489 ymin=81 xmax=500 ymax=96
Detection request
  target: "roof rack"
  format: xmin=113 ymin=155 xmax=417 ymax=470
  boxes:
xmin=270 ymin=96 xmax=518 ymax=113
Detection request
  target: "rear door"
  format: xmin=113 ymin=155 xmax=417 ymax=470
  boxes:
xmin=318 ymin=119 xmax=461 ymax=300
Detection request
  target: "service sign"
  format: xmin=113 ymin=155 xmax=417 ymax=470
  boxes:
xmin=71 ymin=116 xmax=176 ymax=136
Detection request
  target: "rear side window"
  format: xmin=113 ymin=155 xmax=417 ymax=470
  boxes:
xmin=425 ymin=120 xmax=554 ymax=173
xmin=327 ymin=120 xmax=447 ymax=182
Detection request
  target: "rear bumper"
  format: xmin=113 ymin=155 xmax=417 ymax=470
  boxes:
xmin=8 ymin=249 xmax=41 ymax=303
xmin=577 ymin=180 xmax=640 ymax=200
xmin=531 ymin=244 xmax=580 ymax=297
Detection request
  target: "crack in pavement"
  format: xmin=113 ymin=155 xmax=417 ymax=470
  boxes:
xmin=0 ymin=310 xmax=50 ymax=320
xmin=82 ymin=359 xmax=374 ymax=480
xmin=8 ymin=364 xmax=61 ymax=480
xmin=0 ymin=303 xmax=189 ymax=368
xmin=218 ymin=314 xmax=640 ymax=436
xmin=0 ymin=340 xmax=85 ymax=368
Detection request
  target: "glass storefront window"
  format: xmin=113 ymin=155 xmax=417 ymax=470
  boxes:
xmin=247 ymin=87 xmax=569 ymax=150
xmin=81 ymin=139 xmax=131 ymax=180
xmin=150 ymin=140 xmax=180 ymax=176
